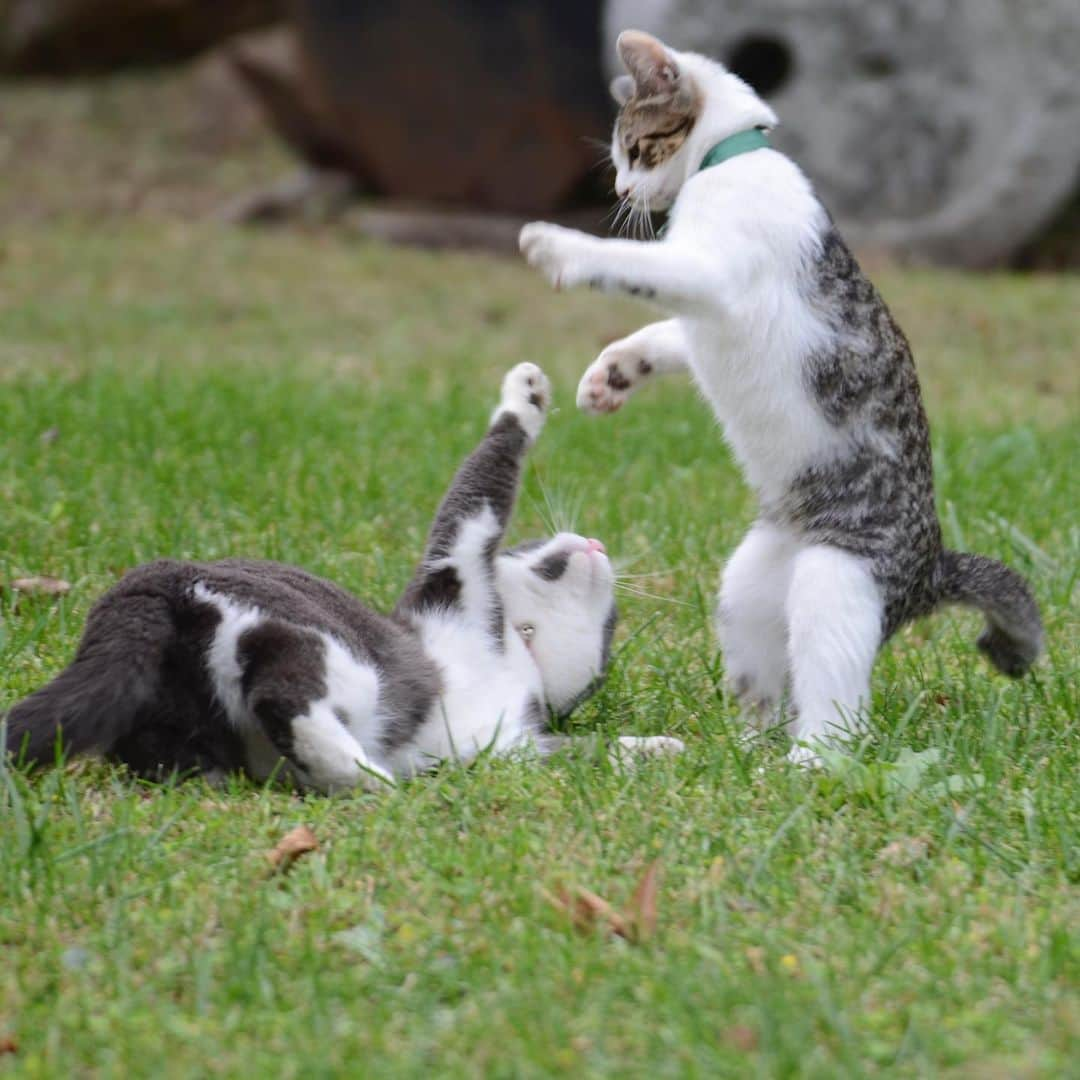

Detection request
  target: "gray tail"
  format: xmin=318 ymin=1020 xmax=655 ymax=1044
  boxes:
xmin=3 ymin=594 xmax=172 ymax=767
xmin=935 ymin=550 xmax=1043 ymax=677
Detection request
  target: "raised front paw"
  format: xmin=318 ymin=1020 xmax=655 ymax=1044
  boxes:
xmin=577 ymin=345 xmax=649 ymax=414
xmin=495 ymin=362 xmax=550 ymax=441
xmin=519 ymin=221 xmax=592 ymax=290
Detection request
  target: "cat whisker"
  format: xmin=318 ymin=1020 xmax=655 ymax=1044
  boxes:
xmin=614 ymin=583 xmax=691 ymax=607
xmin=616 ymin=568 xmax=682 ymax=581
xmin=610 ymin=548 xmax=661 ymax=575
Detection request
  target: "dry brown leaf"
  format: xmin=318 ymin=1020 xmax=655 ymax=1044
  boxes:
xmin=574 ymin=887 xmax=631 ymax=939
xmin=547 ymin=861 xmax=662 ymax=943
xmin=266 ymin=824 xmax=319 ymax=872
xmin=546 ymin=885 xmax=630 ymax=939
xmin=0 ymin=1036 xmax=17 ymax=1055
xmin=10 ymin=576 xmax=71 ymax=596
xmin=626 ymin=859 xmax=661 ymax=941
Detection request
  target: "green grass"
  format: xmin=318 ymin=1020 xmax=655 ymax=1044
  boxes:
xmin=1 ymin=219 xmax=1077 ymax=1078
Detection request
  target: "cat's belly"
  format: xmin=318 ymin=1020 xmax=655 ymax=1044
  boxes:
xmin=685 ymin=322 xmax=847 ymax=504
xmin=388 ymin=614 xmax=543 ymax=775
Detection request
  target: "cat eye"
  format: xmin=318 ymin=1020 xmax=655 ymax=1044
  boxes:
xmin=628 ymin=143 xmax=641 ymax=165
xmin=518 ymin=623 xmax=536 ymax=641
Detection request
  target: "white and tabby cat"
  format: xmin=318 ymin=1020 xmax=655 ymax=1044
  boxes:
xmin=4 ymin=364 xmax=682 ymax=790
xmin=520 ymin=31 xmax=1042 ymax=763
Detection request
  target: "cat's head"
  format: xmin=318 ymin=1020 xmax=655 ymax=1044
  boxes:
xmin=609 ymin=30 xmax=778 ymax=212
xmin=496 ymin=533 xmax=617 ymax=715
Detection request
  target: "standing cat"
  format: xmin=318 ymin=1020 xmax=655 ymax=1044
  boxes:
xmin=4 ymin=363 xmax=682 ymax=790
xmin=519 ymin=31 xmax=1043 ymax=763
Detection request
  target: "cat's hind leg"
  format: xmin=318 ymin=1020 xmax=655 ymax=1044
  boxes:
xmin=784 ymin=545 xmax=882 ymax=765
xmin=717 ymin=522 xmax=797 ymax=735
xmin=577 ymin=319 xmax=689 ymax=414
xmin=240 ymin=622 xmax=393 ymax=793
xmin=284 ymin=703 xmax=394 ymax=793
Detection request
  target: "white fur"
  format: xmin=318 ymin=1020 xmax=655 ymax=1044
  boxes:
xmin=578 ymin=318 xmax=688 ymax=414
xmin=519 ymin=37 xmax=883 ymax=763
xmin=785 ymin=546 xmax=882 ymax=763
xmin=492 ymin=361 xmax=549 ymax=441
xmin=495 ymin=533 xmax=616 ymax=715
xmin=391 ymin=609 xmax=540 ymax=775
xmin=194 ymin=583 xmax=393 ymax=790
xmin=194 ymin=583 xmax=263 ymax=724
xmin=716 ymin=521 xmax=796 ymax=730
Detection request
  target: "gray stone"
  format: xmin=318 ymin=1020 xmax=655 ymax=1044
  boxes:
xmin=605 ymin=0 xmax=1080 ymax=266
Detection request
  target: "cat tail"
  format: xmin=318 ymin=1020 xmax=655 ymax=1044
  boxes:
xmin=3 ymin=592 xmax=173 ymax=767
xmin=934 ymin=550 xmax=1044 ymax=677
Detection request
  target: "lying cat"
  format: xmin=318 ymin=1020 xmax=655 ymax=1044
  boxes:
xmin=4 ymin=363 xmax=682 ymax=790
xmin=519 ymin=31 xmax=1043 ymax=763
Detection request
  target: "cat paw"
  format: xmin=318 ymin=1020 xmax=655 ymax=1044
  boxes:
xmin=577 ymin=346 xmax=648 ymax=414
xmin=609 ymin=735 xmax=685 ymax=768
xmin=495 ymin=362 xmax=550 ymax=441
xmin=786 ymin=741 xmax=824 ymax=769
xmin=519 ymin=221 xmax=592 ymax=290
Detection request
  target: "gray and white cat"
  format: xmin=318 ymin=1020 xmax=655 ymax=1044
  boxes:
xmin=4 ymin=363 xmax=682 ymax=790
xmin=519 ymin=31 xmax=1043 ymax=763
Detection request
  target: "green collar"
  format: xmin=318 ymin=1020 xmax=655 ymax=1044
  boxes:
xmin=699 ymin=128 xmax=770 ymax=171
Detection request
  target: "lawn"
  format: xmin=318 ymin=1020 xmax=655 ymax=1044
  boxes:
xmin=1 ymin=123 xmax=1078 ymax=1077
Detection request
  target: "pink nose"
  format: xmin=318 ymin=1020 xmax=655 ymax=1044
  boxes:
xmin=586 ymin=538 xmax=607 ymax=555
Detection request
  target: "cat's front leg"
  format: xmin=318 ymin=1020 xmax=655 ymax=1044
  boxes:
xmin=520 ymin=224 xmax=715 ymax=313
xmin=577 ymin=319 xmax=689 ymax=414
xmin=519 ymin=222 xmax=601 ymax=291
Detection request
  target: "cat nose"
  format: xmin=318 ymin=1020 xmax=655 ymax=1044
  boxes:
xmin=615 ymin=181 xmax=629 ymax=199
xmin=586 ymin=538 xmax=607 ymax=555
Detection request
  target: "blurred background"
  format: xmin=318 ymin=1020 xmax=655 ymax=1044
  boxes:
xmin=1 ymin=0 xmax=1077 ymax=267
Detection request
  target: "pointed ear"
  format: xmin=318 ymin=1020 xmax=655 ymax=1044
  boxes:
xmin=610 ymin=75 xmax=634 ymax=106
xmin=617 ymin=29 xmax=680 ymax=97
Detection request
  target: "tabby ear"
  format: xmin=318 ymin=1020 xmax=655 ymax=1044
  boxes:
xmin=617 ymin=29 xmax=680 ymax=97
xmin=610 ymin=75 xmax=634 ymax=106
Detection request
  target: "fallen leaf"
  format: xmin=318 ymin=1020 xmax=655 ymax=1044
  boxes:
xmin=546 ymin=860 xmax=664 ymax=944
xmin=626 ymin=859 xmax=661 ymax=941
xmin=546 ymin=885 xmax=630 ymax=939
xmin=10 ymin=576 xmax=71 ymax=596
xmin=266 ymin=824 xmax=318 ymax=872
xmin=0 ymin=1036 xmax=16 ymax=1055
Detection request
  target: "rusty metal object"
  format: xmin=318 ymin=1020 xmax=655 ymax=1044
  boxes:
xmin=290 ymin=0 xmax=613 ymax=213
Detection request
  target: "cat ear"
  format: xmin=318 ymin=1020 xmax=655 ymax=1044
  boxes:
xmin=617 ymin=30 xmax=680 ymax=97
xmin=610 ymin=75 xmax=635 ymax=106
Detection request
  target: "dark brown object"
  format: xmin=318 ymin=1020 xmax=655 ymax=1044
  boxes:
xmin=288 ymin=0 xmax=613 ymax=212
xmin=2 ymin=0 xmax=282 ymax=74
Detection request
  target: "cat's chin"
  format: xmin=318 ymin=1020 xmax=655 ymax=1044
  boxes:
xmin=627 ymin=193 xmax=676 ymax=217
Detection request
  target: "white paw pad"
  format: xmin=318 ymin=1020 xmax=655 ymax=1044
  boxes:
xmin=495 ymin=362 xmax=550 ymax=440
